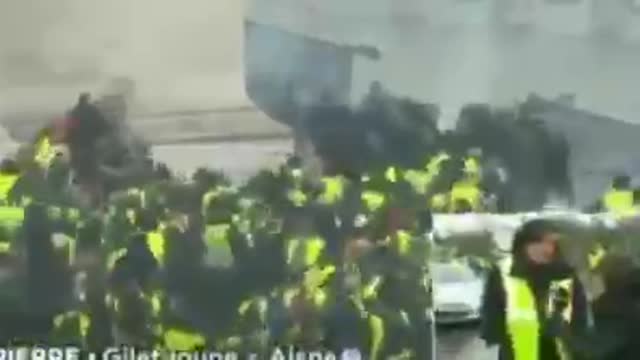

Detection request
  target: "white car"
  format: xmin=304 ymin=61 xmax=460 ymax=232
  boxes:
xmin=431 ymin=261 xmax=485 ymax=325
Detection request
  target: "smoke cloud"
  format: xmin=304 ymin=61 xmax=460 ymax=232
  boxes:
xmin=1 ymin=0 xmax=640 ymax=124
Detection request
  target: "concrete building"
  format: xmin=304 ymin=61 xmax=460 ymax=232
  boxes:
xmin=380 ymin=0 xmax=640 ymax=124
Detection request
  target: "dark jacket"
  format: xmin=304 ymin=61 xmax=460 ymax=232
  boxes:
xmin=551 ymin=280 xmax=640 ymax=360
xmin=480 ymin=260 xmax=588 ymax=360
xmin=69 ymin=102 xmax=109 ymax=149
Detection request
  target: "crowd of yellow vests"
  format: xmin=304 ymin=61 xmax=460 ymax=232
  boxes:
xmin=0 ymin=132 xmax=635 ymax=357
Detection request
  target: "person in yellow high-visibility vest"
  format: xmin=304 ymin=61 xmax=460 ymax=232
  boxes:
xmin=480 ymin=219 xmax=589 ymax=360
xmin=360 ymin=174 xmax=387 ymax=214
xmin=601 ymin=175 xmax=636 ymax=217
xmin=51 ymin=309 xmax=91 ymax=347
xmin=163 ymin=323 xmax=207 ymax=351
xmin=0 ymin=159 xmax=20 ymax=205
xmin=34 ymin=132 xmax=58 ymax=169
xmin=449 ymin=177 xmax=483 ymax=213
xmin=318 ymin=175 xmax=346 ymax=206
xmin=284 ymin=214 xmax=328 ymax=275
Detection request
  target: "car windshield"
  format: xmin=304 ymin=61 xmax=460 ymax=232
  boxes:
xmin=432 ymin=264 xmax=476 ymax=284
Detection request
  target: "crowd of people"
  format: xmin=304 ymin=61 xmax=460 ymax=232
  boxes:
xmin=0 ymin=90 xmax=472 ymax=357
xmin=0 ymin=91 xmax=637 ymax=360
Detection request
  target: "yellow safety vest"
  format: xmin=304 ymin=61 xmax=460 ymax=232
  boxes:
xmin=53 ymin=310 xmax=91 ymax=343
xmin=107 ymin=248 xmax=127 ymax=271
xmin=201 ymin=187 xmax=234 ymax=216
xmin=425 ymin=152 xmax=450 ymax=173
xmin=287 ymin=188 xmax=308 ymax=207
xmin=588 ymin=245 xmax=606 ymax=271
xmin=52 ymin=233 xmax=76 ymax=265
xmin=602 ymin=189 xmax=634 ymax=216
xmin=164 ymin=328 xmax=206 ymax=351
xmin=144 ymin=291 xmax=164 ymax=319
xmin=147 ymin=230 xmax=165 ymax=266
xmin=464 ymin=156 xmax=481 ymax=177
xmin=303 ymin=264 xmax=336 ymax=292
xmin=34 ymin=136 xmax=57 ymax=169
xmin=286 ymin=236 xmax=325 ymax=272
xmin=238 ymin=296 xmax=269 ymax=323
xmin=204 ymin=224 xmax=233 ymax=268
xmin=48 ymin=206 xmax=79 ymax=222
xmin=403 ymin=170 xmax=430 ymax=194
xmin=319 ymin=176 xmax=345 ymax=205
xmin=362 ymin=190 xmax=385 ymax=212
xmin=449 ymin=181 xmax=482 ymax=213
xmin=430 ymin=193 xmax=448 ymax=212
xmin=385 ymin=167 xmax=398 ymax=183
xmin=0 ymin=206 xmax=24 ymax=230
xmin=388 ymin=230 xmax=411 ymax=256
xmin=0 ymin=174 xmax=18 ymax=203
xmin=500 ymin=258 xmax=573 ymax=360
xmin=283 ymin=287 xmax=328 ymax=309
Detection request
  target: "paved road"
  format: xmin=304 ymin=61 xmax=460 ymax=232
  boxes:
xmin=153 ymin=141 xmax=496 ymax=360
xmin=437 ymin=324 xmax=496 ymax=360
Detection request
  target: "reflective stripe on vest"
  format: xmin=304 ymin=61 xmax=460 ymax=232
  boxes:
xmin=0 ymin=174 xmax=18 ymax=202
xmin=603 ymin=189 xmax=634 ymax=216
xmin=204 ymin=224 xmax=233 ymax=268
xmin=501 ymin=258 xmax=573 ymax=360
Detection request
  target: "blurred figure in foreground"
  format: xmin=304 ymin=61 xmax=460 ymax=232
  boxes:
xmin=591 ymin=174 xmax=636 ymax=216
xmin=546 ymin=254 xmax=640 ymax=360
xmin=480 ymin=219 xmax=588 ymax=360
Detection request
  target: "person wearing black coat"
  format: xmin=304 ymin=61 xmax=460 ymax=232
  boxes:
xmin=480 ymin=219 xmax=589 ymax=360
xmin=546 ymin=254 xmax=640 ymax=360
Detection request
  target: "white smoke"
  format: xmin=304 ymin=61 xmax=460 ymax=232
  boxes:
xmin=0 ymin=0 xmax=249 ymax=115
